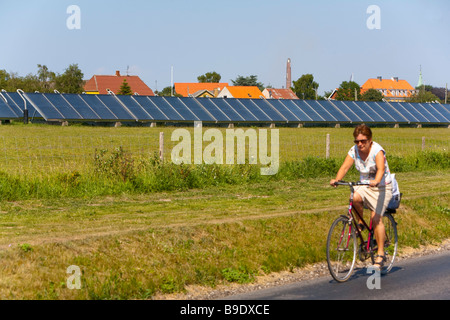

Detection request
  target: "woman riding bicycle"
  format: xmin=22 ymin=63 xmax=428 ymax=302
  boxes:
xmin=330 ymin=124 xmax=393 ymax=270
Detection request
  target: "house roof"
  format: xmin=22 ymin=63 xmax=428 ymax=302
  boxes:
xmin=219 ymin=86 xmax=263 ymax=99
xmin=263 ymin=88 xmax=299 ymax=99
xmin=361 ymin=78 xmax=415 ymax=98
xmin=174 ymin=83 xmax=229 ymax=97
xmin=84 ymin=71 xmax=154 ymax=95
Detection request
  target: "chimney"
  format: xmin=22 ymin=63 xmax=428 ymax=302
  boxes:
xmin=377 ymin=76 xmax=382 ymax=81
xmin=394 ymin=77 xmax=399 ymax=82
xmin=115 ymin=70 xmax=121 ymax=77
xmin=286 ymin=58 xmax=292 ymax=89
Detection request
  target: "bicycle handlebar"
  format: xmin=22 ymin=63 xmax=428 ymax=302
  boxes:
xmin=333 ymin=181 xmax=370 ymax=186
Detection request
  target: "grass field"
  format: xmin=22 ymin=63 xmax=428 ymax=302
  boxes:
xmin=0 ymin=124 xmax=448 ymax=299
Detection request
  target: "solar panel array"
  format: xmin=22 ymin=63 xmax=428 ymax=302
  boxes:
xmin=1 ymin=90 xmax=449 ymax=125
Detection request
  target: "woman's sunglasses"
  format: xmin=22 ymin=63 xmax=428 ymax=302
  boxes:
xmin=354 ymin=139 xmax=369 ymax=144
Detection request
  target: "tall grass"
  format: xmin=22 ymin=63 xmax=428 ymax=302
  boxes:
xmin=0 ymin=146 xmax=448 ymax=201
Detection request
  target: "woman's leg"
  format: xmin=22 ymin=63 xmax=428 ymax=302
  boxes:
xmin=353 ymin=192 xmax=364 ymax=225
xmin=371 ymin=211 xmax=386 ymax=266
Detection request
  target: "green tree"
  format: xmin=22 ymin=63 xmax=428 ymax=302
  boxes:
xmin=197 ymin=71 xmax=221 ymax=83
xmin=54 ymin=64 xmax=84 ymax=93
xmin=406 ymin=89 xmax=440 ymax=103
xmin=360 ymin=88 xmax=383 ymax=102
xmin=155 ymin=86 xmax=183 ymax=97
xmin=292 ymin=74 xmax=319 ymax=100
xmin=37 ymin=64 xmax=56 ymax=93
xmin=335 ymin=81 xmax=361 ymax=101
xmin=117 ymin=79 xmax=133 ymax=95
xmin=231 ymin=75 xmax=264 ymax=91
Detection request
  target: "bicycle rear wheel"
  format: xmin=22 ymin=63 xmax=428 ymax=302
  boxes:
xmin=381 ymin=213 xmax=398 ymax=274
xmin=326 ymin=216 xmax=357 ymax=282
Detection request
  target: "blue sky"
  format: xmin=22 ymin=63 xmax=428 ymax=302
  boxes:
xmin=0 ymin=0 xmax=449 ymax=95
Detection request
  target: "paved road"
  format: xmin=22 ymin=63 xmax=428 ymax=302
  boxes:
xmin=225 ymin=250 xmax=450 ymax=300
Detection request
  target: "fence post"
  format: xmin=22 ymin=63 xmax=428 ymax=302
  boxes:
xmin=326 ymin=134 xmax=330 ymax=159
xmin=159 ymin=132 xmax=164 ymax=161
xmin=422 ymin=136 xmax=425 ymax=151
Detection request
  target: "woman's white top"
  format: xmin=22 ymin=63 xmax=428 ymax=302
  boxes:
xmin=348 ymin=141 xmax=392 ymax=186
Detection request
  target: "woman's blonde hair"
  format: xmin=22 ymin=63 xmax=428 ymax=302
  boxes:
xmin=353 ymin=124 xmax=372 ymax=140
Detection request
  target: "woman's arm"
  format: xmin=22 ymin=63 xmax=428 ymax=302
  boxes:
xmin=330 ymin=154 xmax=354 ymax=186
xmin=370 ymin=151 xmax=386 ymax=187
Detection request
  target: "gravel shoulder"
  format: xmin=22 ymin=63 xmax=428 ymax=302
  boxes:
xmin=154 ymin=238 xmax=450 ymax=300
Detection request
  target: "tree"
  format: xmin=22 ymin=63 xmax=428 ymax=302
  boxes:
xmin=406 ymin=90 xmax=440 ymax=103
xmin=335 ymin=81 xmax=361 ymax=101
xmin=54 ymin=64 xmax=84 ymax=93
xmin=360 ymin=88 xmax=383 ymax=102
xmin=197 ymin=71 xmax=221 ymax=83
xmin=37 ymin=64 xmax=56 ymax=93
xmin=292 ymin=74 xmax=319 ymax=100
xmin=231 ymin=75 xmax=264 ymax=91
xmin=117 ymin=79 xmax=133 ymax=95
xmin=155 ymin=86 xmax=183 ymax=97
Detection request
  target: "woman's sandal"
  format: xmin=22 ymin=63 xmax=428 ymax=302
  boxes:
xmin=373 ymin=254 xmax=386 ymax=269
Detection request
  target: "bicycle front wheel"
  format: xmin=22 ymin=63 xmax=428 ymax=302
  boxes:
xmin=326 ymin=216 xmax=357 ymax=282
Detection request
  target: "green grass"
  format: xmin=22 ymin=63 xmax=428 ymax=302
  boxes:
xmin=0 ymin=124 xmax=448 ymax=299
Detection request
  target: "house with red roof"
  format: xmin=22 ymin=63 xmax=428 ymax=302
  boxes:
xmin=216 ymin=86 xmax=263 ymax=99
xmin=360 ymin=77 xmax=416 ymax=102
xmin=262 ymin=88 xmax=299 ymax=99
xmin=84 ymin=71 xmax=154 ymax=96
xmin=174 ymin=82 xmax=229 ymax=98
xmin=329 ymin=76 xmax=416 ymax=102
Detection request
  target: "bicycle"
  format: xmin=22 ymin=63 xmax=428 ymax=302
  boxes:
xmin=326 ymin=181 xmax=399 ymax=283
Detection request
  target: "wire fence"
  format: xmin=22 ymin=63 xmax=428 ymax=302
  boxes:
xmin=0 ymin=131 xmax=448 ymax=176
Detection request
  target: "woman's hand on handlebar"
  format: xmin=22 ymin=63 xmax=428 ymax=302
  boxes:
xmin=330 ymin=179 xmax=338 ymax=187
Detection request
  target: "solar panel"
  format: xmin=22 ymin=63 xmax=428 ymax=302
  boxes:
xmin=62 ymin=94 xmax=101 ymax=120
xmin=2 ymin=90 xmax=449 ymax=125
xmin=3 ymin=91 xmax=42 ymax=118
xmin=362 ymin=101 xmax=397 ymax=122
xmin=407 ymin=103 xmax=440 ymax=123
xmin=0 ymin=93 xmax=20 ymax=118
xmin=250 ymin=99 xmax=287 ymax=122
xmin=194 ymin=98 xmax=230 ymax=122
xmin=130 ymin=96 xmax=169 ymax=120
xmin=22 ymin=93 xmax=65 ymax=120
xmin=177 ymin=97 xmax=218 ymax=122
xmin=328 ymin=100 xmax=363 ymax=122
xmin=78 ymin=95 xmax=119 ymax=120
xmin=292 ymin=100 xmax=326 ymax=122
xmin=43 ymin=93 xmax=83 ymax=120
xmin=391 ymin=102 xmax=425 ymax=123
xmin=202 ymin=98 xmax=244 ymax=122
xmin=426 ymin=103 xmax=450 ymax=122
xmin=275 ymin=100 xmax=313 ymax=122
xmin=315 ymin=100 xmax=349 ymax=122
xmin=163 ymin=97 xmax=198 ymax=121
xmin=96 ymin=95 xmax=137 ymax=121
xmin=222 ymin=99 xmax=258 ymax=122
xmin=376 ymin=101 xmax=409 ymax=123
xmin=115 ymin=95 xmax=154 ymax=121
xmin=147 ymin=96 xmax=184 ymax=121
xmin=353 ymin=101 xmax=384 ymax=122
xmin=236 ymin=99 xmax=271 ymax=121
xmin=262 ymin=99 xmax=299 ymax=122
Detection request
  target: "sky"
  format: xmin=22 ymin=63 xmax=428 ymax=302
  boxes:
xmin=0 ymin=0 xmax=449 ymax=95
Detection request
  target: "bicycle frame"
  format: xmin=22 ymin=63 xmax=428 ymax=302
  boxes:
xmin=335 ymin=181 xmax=374 ymax=253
